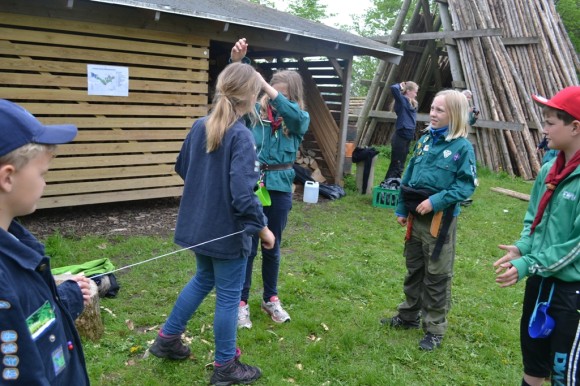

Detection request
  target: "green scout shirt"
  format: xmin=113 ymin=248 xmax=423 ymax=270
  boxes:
xmin=395 ymin=130 xmax=477 ymax=217
xmin=512 ymin=159 xmax=580 ymax=282
xmin=251 ymin=93 xmax=310 ymax=193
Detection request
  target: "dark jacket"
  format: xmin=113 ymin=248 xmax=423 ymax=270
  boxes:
xmin=0 ymin=221 xmax=89 ymax=385
xmin=174 ymin=117 xmax=267 ymax=259
xmin=391 ymin=83 xmax=417 ymax=140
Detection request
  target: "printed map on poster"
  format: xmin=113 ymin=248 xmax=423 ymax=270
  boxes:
xmin=87 ymin=65 xmax=129 ymax=96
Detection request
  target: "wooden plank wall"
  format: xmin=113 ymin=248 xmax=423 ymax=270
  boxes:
xmin=0 ymin=12 xmax=209 ymax=208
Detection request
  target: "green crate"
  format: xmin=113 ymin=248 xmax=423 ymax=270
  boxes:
xmin=372 ymin=186 xmax=399 ymax=209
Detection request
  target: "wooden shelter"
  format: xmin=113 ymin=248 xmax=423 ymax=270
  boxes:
xmin=357 ymin=0 xmax=579 ymax=180
xmin=1 ymin=0 xmax=403 ymax=208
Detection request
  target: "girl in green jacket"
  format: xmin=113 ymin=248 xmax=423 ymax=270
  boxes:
xmin=383 ymin=90 xmax=477 ymax=351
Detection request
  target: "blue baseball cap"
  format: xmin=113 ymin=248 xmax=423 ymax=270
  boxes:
xmin=0 ymin=99 xmax=77 ymax=157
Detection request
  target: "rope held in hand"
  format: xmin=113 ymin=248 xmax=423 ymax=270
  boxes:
xmin=90 ymin=230 xmax=245 ymax=279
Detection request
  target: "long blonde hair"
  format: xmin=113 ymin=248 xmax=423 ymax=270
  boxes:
xmin=206 ymin=63 xmax=261 ymax=152
xmin=403 ymin=81 xmax=419 ymax=109
xmin=435 ymin=89 xmax=469 ymax=140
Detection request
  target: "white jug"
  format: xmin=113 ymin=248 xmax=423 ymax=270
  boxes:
xmin=303 ymin=181 xmax=319 ymax=203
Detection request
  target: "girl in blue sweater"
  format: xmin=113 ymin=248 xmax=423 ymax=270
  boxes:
xmin=382 ymin=81 xmax=419 ymax=185
xmin=149 ymin=62 xmax=275 ymax=386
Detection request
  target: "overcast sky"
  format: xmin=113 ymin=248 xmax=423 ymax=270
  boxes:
xmin=318 ymin=0 xmax=374 ymax=28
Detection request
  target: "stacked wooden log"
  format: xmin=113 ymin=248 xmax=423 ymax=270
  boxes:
xmin=295 ymin=146 xmax=327 ymax=183
xmin=447 ymin=0 xmax=579 ymax=179
xmin=358 ymin=0 xmax=579 ymax=179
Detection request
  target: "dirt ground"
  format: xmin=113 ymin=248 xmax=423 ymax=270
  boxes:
xmin=19 ymin=197 xmax=182 ymax=240
xmin=19 ymin=185 xmax=312 ymax=240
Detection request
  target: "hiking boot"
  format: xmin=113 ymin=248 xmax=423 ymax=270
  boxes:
xmin=380 ymin=314 xmax=420 ymax=329
xmin=261 ymin=296 xmax=290 ymax=323
xmin=210 ymin=357 xmax=262 ymax=386
xmin=149 ymin=333 xmax=191 ymax=360
xmin=238 ymin=303 xmax=252 ymax=329
xmin=419 ymin=332 xmax=443 ymax=351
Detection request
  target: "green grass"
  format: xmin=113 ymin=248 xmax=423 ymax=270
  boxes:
xmin=44 ymin=154 xmax=534 ymax=385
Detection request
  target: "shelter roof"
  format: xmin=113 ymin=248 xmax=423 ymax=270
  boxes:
xmin=89 ymin=0 xmax=402 ymax=61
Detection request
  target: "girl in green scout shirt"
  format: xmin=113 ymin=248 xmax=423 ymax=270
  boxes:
xmin=381 ymin=90 xmax=477 ymax=351
xmin=230 ymin=39 xmax=310 ymax=328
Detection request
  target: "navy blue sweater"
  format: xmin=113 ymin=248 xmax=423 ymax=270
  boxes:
xmin=391 ymin=83 xmax=418 ymax=140
xmin=0 ymin=221 xmax=89 ymax=385
xmin=174 ymin=117 xmax=267 ymax=259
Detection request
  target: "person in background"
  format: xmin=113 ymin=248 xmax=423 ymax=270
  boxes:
xmin=148 ymin=62 xmax=275 ymax=386
xmin=382 ymin=90 xmax=477 ymax=351
xmin=380 ymin=81 xmax=419 ymax=188
xmin=0 ymin=99 xmax=92 ymax=384
xmin=230 ymin=38 xmax=310 ymax=329
xmin=460 ymin=89 xmax=480 ymax=206
xmin=493 ymin=86 xmax=580 ymax=386
xmin=461 ymin=89 xmax=480 ymax=126
xmin=536 ymin=135 xmax=559 ymax=165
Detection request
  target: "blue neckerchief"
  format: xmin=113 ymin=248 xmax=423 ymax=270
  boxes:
xmin=429 ymin=126 xmax=448 ymax=143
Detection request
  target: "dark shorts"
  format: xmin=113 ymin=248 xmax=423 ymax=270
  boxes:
xmin=520 ymin=275 xmax=580 ymax=384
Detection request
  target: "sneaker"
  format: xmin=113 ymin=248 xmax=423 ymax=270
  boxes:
xmin=149 ymin=333 xmax=191 ymax=360
xmin=261 ymin=296 xmax=291 ymax=323
xmin=210 ymin=357 xmax=262 ymax=386
xmin=380 ymin=314 xmax=420 ymax=329
xmin=238 ymin=303 xmax=253 ymax=329
xmin=419 ymin=332 xmax=443 ymax=351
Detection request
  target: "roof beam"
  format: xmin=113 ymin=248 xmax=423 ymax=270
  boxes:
xmin=398 ymin=28 xmax=503 ymax=41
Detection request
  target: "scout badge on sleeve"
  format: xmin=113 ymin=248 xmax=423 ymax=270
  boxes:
xmin=528 ymin=280 xmax=555 ymax=339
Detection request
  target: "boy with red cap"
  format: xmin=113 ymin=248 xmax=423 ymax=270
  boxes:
xmin=0 ymin=99 xmax=91 ymax=384
xmin=494 ymin=86 xmax=580 ymax=386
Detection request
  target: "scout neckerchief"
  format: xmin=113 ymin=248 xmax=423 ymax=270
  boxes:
xmin=530 ymin=149 xmax=580 ymax=234
xmin=267 ymin=104 xmax=283 ymax=134
xmin=414 ymin=126 xmax=448 ymax=156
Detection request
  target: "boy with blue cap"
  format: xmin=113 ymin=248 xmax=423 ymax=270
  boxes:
xmin=494 ymin=86 xmax=580 ymax=386
xmin=0 ymin=99 xmax=91 ymax=384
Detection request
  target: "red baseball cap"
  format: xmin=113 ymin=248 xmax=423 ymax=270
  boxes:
xmin=532 ymin=86 xmax=580 ymax=121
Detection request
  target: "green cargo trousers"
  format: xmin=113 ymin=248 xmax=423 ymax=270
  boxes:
xmin=397 ymin=212 xmax=457 ymax=336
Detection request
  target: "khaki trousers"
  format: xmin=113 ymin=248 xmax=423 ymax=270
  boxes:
xmin=397 ymin=213 xmax=457 ymax=336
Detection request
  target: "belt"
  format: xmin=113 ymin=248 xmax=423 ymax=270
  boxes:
xmin=260 ymin=163 xmax=293 ymax=171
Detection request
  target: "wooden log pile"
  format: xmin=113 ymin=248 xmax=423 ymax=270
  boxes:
xmin=357 ymin=0 xmax=578 ymax=180
xmin=447 ymin=0 xmax=579 ymax=179
xmin=295 ymin=146 xmax=327 ymax=183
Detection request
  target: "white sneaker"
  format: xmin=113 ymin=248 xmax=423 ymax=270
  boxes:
xmin=238 ymin=303 xmax=252 ymax=329
xmin=261 ymin=296 xmax=291 ymax=323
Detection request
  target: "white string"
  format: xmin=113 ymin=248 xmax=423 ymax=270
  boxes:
xmin=90 ymin=230 xmax=245 ymax=279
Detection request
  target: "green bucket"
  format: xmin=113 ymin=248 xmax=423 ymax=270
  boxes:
xmin=255 ymin=184 xmax=271 ymax=206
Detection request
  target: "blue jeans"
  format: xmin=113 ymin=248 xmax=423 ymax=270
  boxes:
xmin=162 ymin=253 xmax=247 ymax=364
xmin=241 ymin=190 xmax=292 ymax=303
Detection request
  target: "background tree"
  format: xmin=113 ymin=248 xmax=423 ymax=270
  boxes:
xmin=287 ymin=0 xmax=332 ymax=23
xmin=248 ymin=0 xmax=276 ymax=8
xmin=349 ymin=0 xmax=418 ymax=96
xmin=556 ymin=0 xmax=580 ymax=54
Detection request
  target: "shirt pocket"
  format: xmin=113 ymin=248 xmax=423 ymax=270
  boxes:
xmin=435 ymin=160 xmax=458 ymax=174
xmin=34 ymin=323 xmax=71 ymax=381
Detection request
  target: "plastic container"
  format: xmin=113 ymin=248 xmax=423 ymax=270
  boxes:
xmin=372 ymin=186 xmax=399 ymax=209
xmin=528 ymin=303 xmax=555 ymax=338
xmin=303 ymin=181 xmax=319 ymax=203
